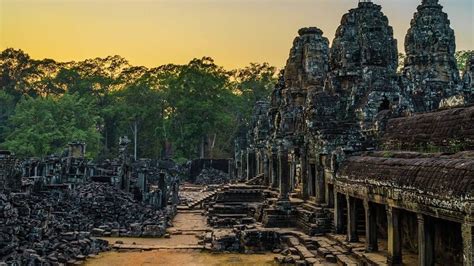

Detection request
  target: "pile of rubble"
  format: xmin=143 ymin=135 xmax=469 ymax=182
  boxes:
xmin=194 ymin=168 xmax=230 ymax=185
xmin=0 ymin=182 xmax=174 ymax=264
xmin=0 ymin=192 xmax=109 ymax=264
xmin=208 ymin=226 xmax=281 ymax=253
xmin=70 ymin=183 xmax=173 ymax=237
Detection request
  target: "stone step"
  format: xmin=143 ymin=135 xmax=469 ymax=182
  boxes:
xmin=336 ymin=254 xmax=359 ymax=266
xmin=112 ymin=244 xmax=204 ymax=250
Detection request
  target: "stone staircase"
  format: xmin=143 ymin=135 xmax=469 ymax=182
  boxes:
xmin=278 ymin=230 xmax=361 ymax=265
xmin=205 ymin=185 xmax=266 ymax=227
xmin=187 ymin=189 xmax=220 ymax=209
xmin=296 ymin=202 xmax=334 ymax=236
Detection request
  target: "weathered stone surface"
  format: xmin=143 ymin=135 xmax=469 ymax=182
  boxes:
xmin=382 ymin=105 xmax=474 ymax=151
xmin=338 ymin=152 xmax=473 ymax=214
xmin=403 ymin=0 xmax=461 ymax=112
xmin=0 ymin=151 xmax=21 ymax=192
xmin=0 ymin=182 xmax=175 ymax=263
xmin=194 ymin=168 xmax=230 ymax=185
xmin=234 ymin=1 xmax=473 ymax=265
xmin=330 ymin=2 xmax=397 ymax=73
xmin=462 ymin=53 xmax=474 ymax=103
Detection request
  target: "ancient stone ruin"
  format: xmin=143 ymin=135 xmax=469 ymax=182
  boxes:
xmin=0 ymin=0 xmax=472 ymax=265
xmin=0 ymin=138 xmax=181 ymax=264
xmin=218 ymin=0 xmax=472 ymax=265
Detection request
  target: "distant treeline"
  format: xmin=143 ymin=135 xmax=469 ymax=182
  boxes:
xmin=0 ymin=48 xmax=277 ymax=162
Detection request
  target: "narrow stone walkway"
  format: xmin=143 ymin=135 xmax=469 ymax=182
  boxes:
xmin=99 ymin=209 xmax=209 ymax=250
xmin=86 ymin=206 xmax=277 ymax=265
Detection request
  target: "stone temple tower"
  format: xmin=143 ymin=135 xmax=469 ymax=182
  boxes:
xmin=403 ymin=0 xmax=461 ymax=112
xmin=279 ymin=27 xmax=330 ymax=141
xmin=327 ymin=1 xmax=401 ymax=132
xmin=284 ymin=27 xmax=329 ymax=94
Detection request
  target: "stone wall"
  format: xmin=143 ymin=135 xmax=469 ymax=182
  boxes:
xmin=236 ymin=1 xmax=473 ymax=264
xmin=381 ymin=105 xmax=474 ymax=151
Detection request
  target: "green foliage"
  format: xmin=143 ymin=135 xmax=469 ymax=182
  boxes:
xmin=3 ymin=94 xmax=102 ymax=157
xmin=397 ymin=53 xmax=406 ymax=73
xmin=0 ymin=91 xmax=15 ymax=144
xmin=231 ymin=63 xmax=277 ymax=120
xmin=162 ymin=57 xmax=234 ymax=158
xmin=0 ymin=49 xmax=277 ymax=160
xmin=455 ymin=50 xmax=473 ymax=71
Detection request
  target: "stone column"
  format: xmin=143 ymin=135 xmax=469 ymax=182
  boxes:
xmin=263 ymin=154 xmax=270 ymax=186
xmin=308 ymin=162 xmax=314 ymax=197
xmin=290 ymin=154 xmax=296 ymax=191
xmin=417 ymin=214 xmax=434 ymax=266
xmin=325 ymin=184 xmax=334 ymax=207
xmin=334 ymin=192 xmax=345 ymax=234
xmin=315 ymin=155 xmax=325 ymax=203
xmin=387 ymin=206 xmax=402 ymax=265
xmin=159 ymin=172 xmax=167 ymax=208
xmin=271 ymin=152 xmax=279 ymax=189
xmin=346 ymin=195 xmax=358 ymax=242
xmin=240 ymin=151 xmax=245 ymax=179
xmin=301 ymin=146 xmax=309 ymax=200
xmin=138 ymin=171 xmax=147 ymax=197
xmin=278 ymin=146 xmax=290 ymax=201
xmin=228 ymin=159 xmax=234 ymax=179
xmin=172 ymin=180 xmax=179 ymax=205
xmin=364 ymin=200 xmax=378 ymax=252
xmin=247 ymin=149 xmax=256 ymax=180
xmin=256 ymin=151 xmax=261 ymax=175
xmin=462 ymin=222 xmax=473 ymax=266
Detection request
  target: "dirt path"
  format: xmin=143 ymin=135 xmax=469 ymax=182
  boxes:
xmin=86 ymin=208 xmax=276 ymax=266
xmin=97 ymin=210 xmax=208 ymax=249
xmin=85 ymin=250 xmax=276 ymax=266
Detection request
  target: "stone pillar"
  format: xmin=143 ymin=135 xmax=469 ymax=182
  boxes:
xmin=326 ymin=184 xmax=334 ymax=207
xmin=138 ymin=171 xmax=147 ymax=197
xmin=271 ymin=152 xmax=279 ymax=189
xmin=334 ymin=192 xmax=345 ymax=234
xmin=387 ymin=206 xmax=402 ymax=265
xmin=278 ymin=146 xmax=290 ymax=201
xmin=307 ymin=162 xmax=314 ymax=197
xmin=301 ymin=146 xmax=309 ymax=200
xmin=239 ymin=151 xmax=245 ymax=179
xmin=228 ymin=159 xmax=234 ymax=179
xmin=246 ymin=150 xmax=251 ymax=180
xmin=462 ymin=222 xmax=473 ymax=266
xmin=247 ymin=149 xmax=256 ymax=180
xmin=364 ymin=200 xmax=378 ymax=252
xmin=159 ymin=172 xmax=167 ymax=208
xmin=155 ymin=190 xmax=162 ymax=209
xmin=290 ymin=155 xmax=296 ymax=191
xmin=256 ymin=151 xmax=261 ymax=175
xmin=263 ymin=154 xmax=270 ymax=186
xmin=417 ymin=214 xmax=434 ymax=266
xmin=172 ymin=179 xmax=179 ymax=205
xmin=346 ymin=195 xmax=358 ymax=242
xmin=315 ymin=155 xmax=325 ymax=203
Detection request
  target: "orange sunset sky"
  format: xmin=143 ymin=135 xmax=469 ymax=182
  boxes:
xmin=1 ymin=0 xmax=473 ymax=69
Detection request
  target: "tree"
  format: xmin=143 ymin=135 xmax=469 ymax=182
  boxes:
xmin=3 ymin=94 xmax=102 ymax=157
xmin=161 ymin=57 xmax=235 ymax=159
xmin=0 ymin=91 xmax=15 ymax=145
xmin=0 ymin=48 xmax=279 ymax=161
xmin=231 ymin=63 xmax=277 ymax=121
xmin=110 ymin=76 xmax=164 ymax=159
xmin=0 ymin=48 xmax=35 ymax=98
xmin=397 ymin=53 xmax=406 ymax=73
xmin=455 ymin=50 xmax=473 ymax=71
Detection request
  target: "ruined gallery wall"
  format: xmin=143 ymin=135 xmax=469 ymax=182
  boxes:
xmin=381 ymin=105 xmax=474 ymax=152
